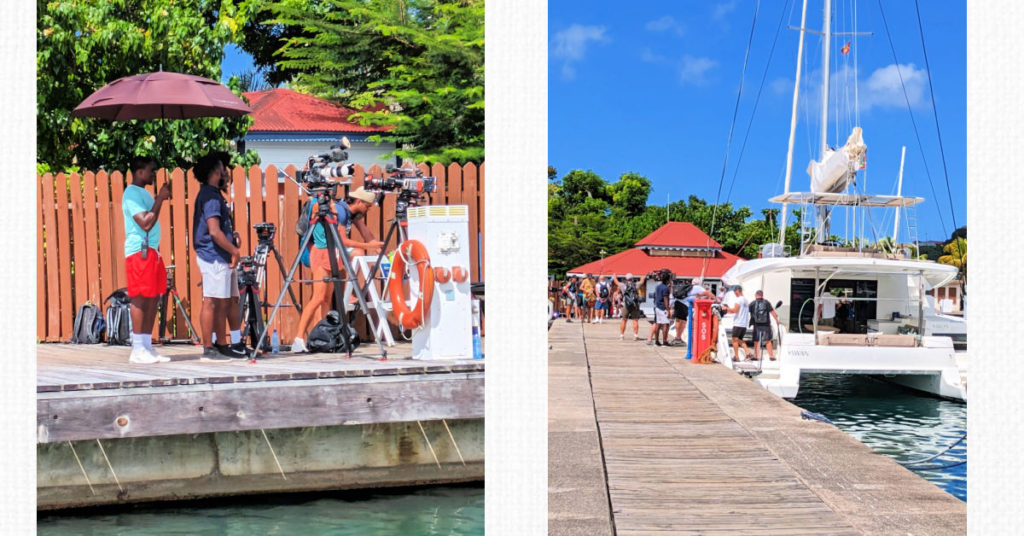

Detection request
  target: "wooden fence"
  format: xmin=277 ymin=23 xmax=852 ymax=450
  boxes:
xmin=38 ymin=162 xmax=484 ymax=344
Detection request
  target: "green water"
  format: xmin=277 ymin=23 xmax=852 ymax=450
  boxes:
xmin=37 ymin=485 xmax=484 ymax=535
xmin=792 ymin=374 xmax=966 ymax=501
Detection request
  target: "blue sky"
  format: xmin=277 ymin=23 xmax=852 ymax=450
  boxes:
xmin=221 ymin=44 xmax=255 ymax=84
xmin=549 ymin=0 xmax=966 ymax=242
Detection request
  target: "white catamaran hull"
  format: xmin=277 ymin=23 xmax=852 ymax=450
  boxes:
xmin=716 ymin=328 xmax=967 ymax=401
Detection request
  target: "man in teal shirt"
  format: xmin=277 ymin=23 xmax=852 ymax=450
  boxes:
xmin=122 ymin=156 xmax=172 ymax=364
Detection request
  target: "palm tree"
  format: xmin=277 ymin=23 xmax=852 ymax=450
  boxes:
xmin=937 ymin=237 xmax=967 ymax=283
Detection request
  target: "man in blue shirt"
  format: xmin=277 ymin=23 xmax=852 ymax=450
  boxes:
xmin=192 ymin=152 xmax=244 ymax=361
xmin=646 ymin=269 xmax=672 ymax=346
xmin=121 ymin=156 xmax=172 ymax=364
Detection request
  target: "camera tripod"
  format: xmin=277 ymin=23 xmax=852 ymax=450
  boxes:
xmin=156 ymin=265 xmax=200 ymax=344
xmin=359 ymin=190 xmax=420 ymax=301
xmin=251 ymin=189 xmax=388 ymax=360
xmin=238 ymin=224 xmax=303 ymax=350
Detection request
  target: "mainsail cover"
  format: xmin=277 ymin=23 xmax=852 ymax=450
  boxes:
xmin=807 ymin=127 xmax=867 ymax=193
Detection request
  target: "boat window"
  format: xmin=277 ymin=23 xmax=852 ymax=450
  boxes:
xmin=789 ymin=278 xmax=877 ymax=333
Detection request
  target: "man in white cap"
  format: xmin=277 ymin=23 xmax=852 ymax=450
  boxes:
xmin=687 ymin=277 xmax=715 ymax=301
xmin=291 ymin=186 xmax=384 ymax=352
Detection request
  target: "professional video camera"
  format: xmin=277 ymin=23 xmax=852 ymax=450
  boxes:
xmin=237 ymin=256 xmax=261 ymax=287
xmin=253 ymin=222 xmax=276 ymax=244
xmin=364 ymin=164 xmax=437 ymax=198
xmin=296 ymin=137 xmax=354 ymax=187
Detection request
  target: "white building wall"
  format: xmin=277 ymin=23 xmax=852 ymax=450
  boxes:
xmin=246 ymin=140 xmax=398 ymax=173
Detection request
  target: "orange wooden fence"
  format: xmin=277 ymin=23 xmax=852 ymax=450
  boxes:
xmin=38 ymin=162 xmax=485 ymax=344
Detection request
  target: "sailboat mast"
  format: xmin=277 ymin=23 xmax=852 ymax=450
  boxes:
xmin=816 ymin=0 xmax=833 ymax=243
xmin=778 ymin=0 xmax=810 ymax=246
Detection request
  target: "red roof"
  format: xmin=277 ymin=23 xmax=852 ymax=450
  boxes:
xmin=568 ymin=222 xmax=741 ymax=278
xmin=569 ymin=247 xmax=742 ymax=279
xmin=243 ymin=89 xmax=389 ymax=133
xmin=635 ymin=221 xmax=722 ymax=249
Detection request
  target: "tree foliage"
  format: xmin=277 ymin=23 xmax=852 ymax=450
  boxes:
xmin=547 ymin=168 xmax=802 ymax=276
xmin=937 ymin=237 xmax=966 ymax=282
xmin=265 ymin=0 xmax=484 ymax=164
xmin=37 ymin=0 xmax=261 ymax=173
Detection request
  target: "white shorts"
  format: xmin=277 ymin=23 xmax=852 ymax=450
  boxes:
xmin=655 ymin=308 xmax=670 ymax=325
xmin=197 ymin=256 xmax=239 ymax=299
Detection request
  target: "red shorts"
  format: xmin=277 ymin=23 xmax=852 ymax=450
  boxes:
xmin=126 ymin=249 xmax=167 ymax=298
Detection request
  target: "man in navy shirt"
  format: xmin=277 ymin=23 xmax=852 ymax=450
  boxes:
xmin=646 ymin=269 xmax=672 ymax=346
xmin=192 ymin=152 xmax=244 ymax=361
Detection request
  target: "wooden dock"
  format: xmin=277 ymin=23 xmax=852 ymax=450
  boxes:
xmin=37 ymin=342 xmax=484 ymax=509
xmin=548 ymin=319 xmax=965 ymax=536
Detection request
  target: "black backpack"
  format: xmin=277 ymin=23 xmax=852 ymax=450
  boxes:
xmin=71 ymin=302 xmax=105 ymax=344
xmin=307 ymin=310 xmax=360 ymax=353
xmin=599 ymin=283 xmax=609 ymax=299
xmin=623 ymin=282 xmax=639 ymax=310
xmin=751 ymin=299 xmax=771 ymax=325
xmin=672 ymin=281 xmax=691 ymax=300
xmin=104 ymin=289 xmax=133 ymax=346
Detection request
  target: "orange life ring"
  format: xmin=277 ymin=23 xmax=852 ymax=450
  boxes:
xmin=388 ymin=240 xmax=434 ymax=330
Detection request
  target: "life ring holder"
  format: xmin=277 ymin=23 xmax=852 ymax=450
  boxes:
xmin=387 ymin=240 xmax=434 ymax=332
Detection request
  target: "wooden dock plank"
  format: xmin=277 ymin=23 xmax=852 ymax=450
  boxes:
xmin=548 ymin=319 xmax=966 ymax=536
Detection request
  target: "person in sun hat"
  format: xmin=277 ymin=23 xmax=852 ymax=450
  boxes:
xmin=291 ymin=186 xmax=384 ymax=353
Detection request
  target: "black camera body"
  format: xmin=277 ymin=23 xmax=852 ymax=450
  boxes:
xmin=253 ymin=222 xmax=276 ymax=244
xmin=237 ymin=256 xmax=260 ymax=287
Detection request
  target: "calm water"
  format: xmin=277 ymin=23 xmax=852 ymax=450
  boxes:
xmin=38 ymin=485 xmax=484 ymax=535
xmin=792 ymin=374 xmax=966 ymax=501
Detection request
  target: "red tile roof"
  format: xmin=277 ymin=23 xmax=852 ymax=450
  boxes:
xmin=635 ymin=221 xmax=722 ymax=248
xmin=567 ymin=222 xmax=740 ymax=278
xmin=569 ymin=247 xmax=742 ymax=279
xmin=243 ymin=89 xmax=390 ymax=133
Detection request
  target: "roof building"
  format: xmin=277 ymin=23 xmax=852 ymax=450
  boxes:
xmin=568 ymin=222 xmax=743 ymax=302
xmin=241 ymin=89 xmax=398 ymax=172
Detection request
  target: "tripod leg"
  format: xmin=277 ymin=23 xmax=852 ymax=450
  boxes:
xmin=251 ymin=217 xmax=319 ymax=360
xmin=360 ymin=219 xmax=400 ymax=298
xmin=272 ymin=246 xmax=303 ymax=315
xmin=325 ymin=221 xmax=388 ymax=359
xmin=157 ymin=292 xmax=169 ymax=343
xmin=172 ymin=290 xmax=201 ymax=344
xmin=320 ymin=219 xmax=353 ymax=357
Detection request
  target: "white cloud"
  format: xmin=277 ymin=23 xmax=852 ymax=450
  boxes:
xmin=641 ymin=47 xmax=668 ymax=64
xmin=860 ymin=63 xmax=928 ymax=110
xmin=645 ymin=15 xmax=685 ymax=36
xmin=679 ymin=55 xmax=717 ymax=85
xmin=552 ymin=24 xmax=610 ymax=80
xmin=713 ymin=1 xmax=738 ymax=22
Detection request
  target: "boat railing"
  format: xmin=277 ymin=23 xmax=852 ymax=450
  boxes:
xmin=798 ymin=295 xmax=927 ymax=347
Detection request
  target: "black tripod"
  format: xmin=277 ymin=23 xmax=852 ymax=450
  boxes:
xmin=252 ymin=186 xmax=388 ymax=360
xmin=156 ymin=265 xmax=200 ymax=344
xmin=238 ymin=223 xmax=303 ymax=350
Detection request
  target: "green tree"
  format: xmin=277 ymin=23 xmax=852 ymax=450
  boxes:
xmin=38 ymin=0 xmax=261 ymax=173
xmin=938 ymin=237 xmax=966 ymax=283
xmin=267 ymin=0 xmax=484 ymax=164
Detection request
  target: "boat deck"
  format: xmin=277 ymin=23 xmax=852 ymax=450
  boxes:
xmin=548 ymin=319 xmax=965 ymax=536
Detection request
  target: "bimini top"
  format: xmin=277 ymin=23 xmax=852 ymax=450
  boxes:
xmin=721 ymin=255 xmax=958 ymax=289
xmin=769 ymin=191 xmax=923 ymax=208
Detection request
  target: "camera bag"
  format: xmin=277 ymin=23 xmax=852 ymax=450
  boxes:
xmin=307 ymin=310 xmax=360 ymax=353
xmin=70 ymin=302 xmax=105 ymax=344
xmin=104 ymin=289 xmax=133 ymax=346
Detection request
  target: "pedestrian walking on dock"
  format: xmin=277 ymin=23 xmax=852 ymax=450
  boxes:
xmin=580 ymin=274 xmax=596 ymax=323
xmin=614 ymin=273 xmax=645 ymax=340
xmin=724 ymin=286 xmax=751 ymax=361
xmin=121 ymin=156 xmax=172 ymax=364
xmin=594 ymin=276 xmax=610 ymax=324
xmin=647 ymin=270 xmax=672 ymax=346
xmin=748 ymin=290 xmax=780 ymax=361
xmin=669 ymin=278 xmax=690 ymax=346
xmin=192 ymin=152 xmax=246 ymax=361
xmin=564 ymin=276 xmax=581 ymax=322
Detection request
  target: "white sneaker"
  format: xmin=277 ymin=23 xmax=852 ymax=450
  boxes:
xmin=129 ymin=347 xmax=160 ymax=364
xmin=146 ymin=348 xmax=171 ymax=363
xmin=291 ymin=337 xmax=307 ymax=353
xmin=633 ymin=334 xmax=640 ymax=341
xmin=617 ymin=334 xmax=624 ymax=340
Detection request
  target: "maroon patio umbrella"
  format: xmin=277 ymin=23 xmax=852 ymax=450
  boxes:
xmin=71 ymin=71 xmax=252 ymax=121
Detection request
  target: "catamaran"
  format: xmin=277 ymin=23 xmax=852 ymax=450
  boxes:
xmin=713 ymin=0 xmax=966 ymax=401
